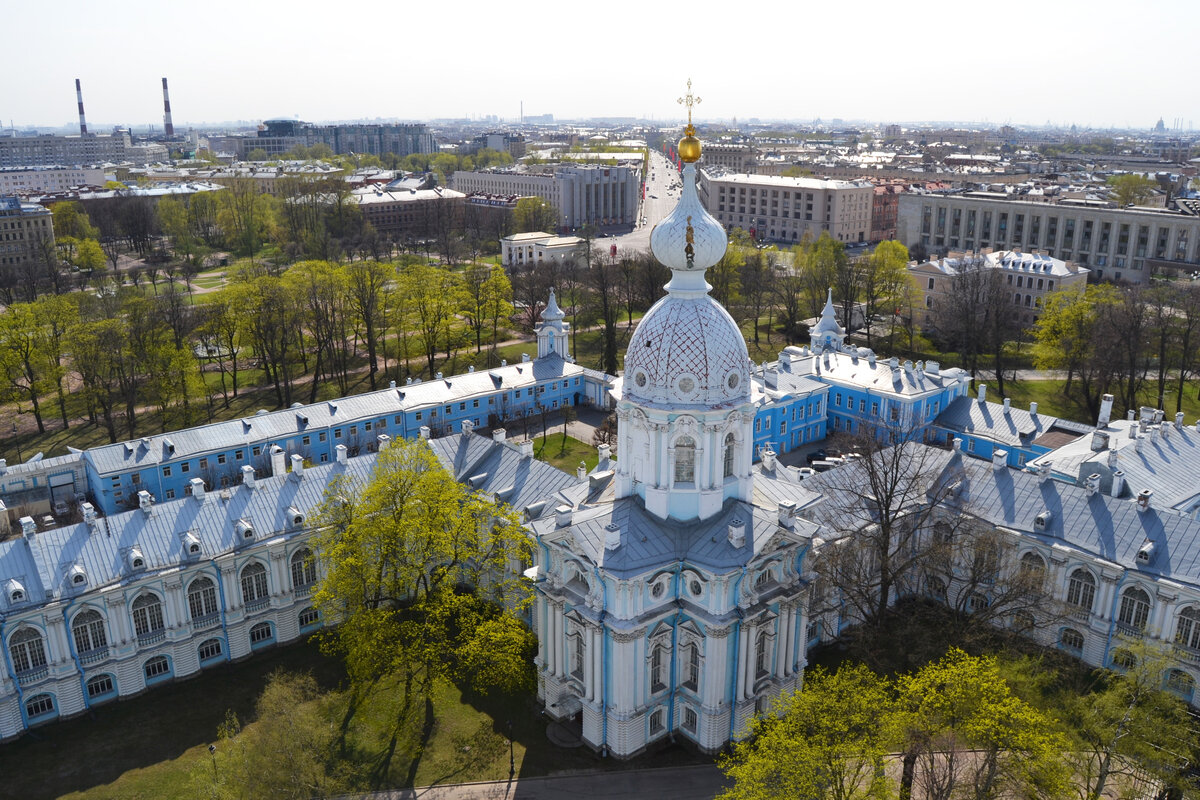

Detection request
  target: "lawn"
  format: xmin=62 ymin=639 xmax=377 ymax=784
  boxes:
xmin=980 ymin=378 xmax=1200 ymax=427
xmin=3 ymin=637 xmax=709 ymax=800
xmin=534 ymin=433 xmax=599 ymax=473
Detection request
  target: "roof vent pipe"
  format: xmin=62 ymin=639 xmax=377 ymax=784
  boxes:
xmin=1029 ymin=401 xmax=1038 ymax=416
xmin=241 ymin=464 xmax=256 ymax=489
xmin=978 ymin=384 xmax=987 ymax=403
xmin=190 ymin=477 xmax=206 ymax=501
xmin=1137 ymin=489 xmax=1153 ymax=512
xmin=1098 ymin=393 xmax=1114 ymax=427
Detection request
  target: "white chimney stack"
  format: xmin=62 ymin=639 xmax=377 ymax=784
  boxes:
xmin=778 ymin=500 xmax=796 ymax=529
xmin=1137 ymin=489 xmax=1153 ymax=512
xmin=977 ymin=384 xmax=987 ymax=403
xmin=1176 ymin=412 xmax=1186 ymax=430
xmin=270 ymin=445 xmax=286 ymax=477
xmin=1029 ymin=402 xmax=1038 ymax=416
xmin=290 ymin=454 xmax=304 ymax=479
xmin=81 ymin=502 xmax=96 ymax=526
xmin=598 ymin=443 xmax=611 ymax=465
xmin=1097 ymin=394 xmax=1114 ymax=427
xmin=519 ymin=440 xmax=534 ymax=458
xmin=241 ymin=464 xmax=256 ymax=489
xmin=461 ymin=419 xmax=474 ymax=435
xmin=138 ymin=490 xmax=153 ymax=515
xmin=1084 ymin=473 xmax=1100 ymax=496
xmin=992 ymin=449 xmax=1008 ymax=470
xmin=19 ymin=516 xmax=36 ymax=537
xmin=492 ymin=428 xmax=506 ymax=443
xmin=555 ymin=505 xmax=573 ymax=528
xmin=190 ymin=477 xmax=206 ymax=501
xmin=1111 ymin=470 xmax=1125 ymax=498
xmin=1037 ymin=460 xmax=1052 ymax=483
xmin=761 ymin=446 xmax=777 ymax=471
xmin=335 ymin=444 xmax=348 ymax=464
xmin=1003 ymin=397 xmax=1011 ymax=413
xmin=419 ymin=425 xmax=431 ymax=440
xmin=576 ymin=462 xmax=587 ymax=480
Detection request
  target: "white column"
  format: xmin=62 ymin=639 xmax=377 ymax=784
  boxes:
xmin=536 ymin=597 xmax=547 ymax=667
xmin=778 ymin=606 xmax=792 ymax=677
xmin=738 ymin=622 xmax=754 ymax=700
xmin=592 ymin=627 xmax=603 ymax=702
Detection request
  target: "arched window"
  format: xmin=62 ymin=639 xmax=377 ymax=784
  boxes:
xmin=1118 ymin=587 xmax=1151 ymax=630
xmin=86 ymin=674 xmax=115 ymax=701
xmin=1167 ymin=669 xmax=1196 ymax=702
xmin=967 ymin=592 xmax=990 ymax=614
xmin=649 ymin=708 xmax=664 ymax=734
xmin=925 ymin=574 xmax=948 ymax=602
xmin=650 ymin=644 xmax=666 ymax=693
xmin=240 ymin=562 xmax=269 ymax=605
xmin=9 ymin=628 xmax=47 ymax=675
xmin=188 ymin=577 xmax=219 ymax=620
xmin=723 ymin=433 xmax=736 ymax=478
xmin=299 ymin=607 xmax=320 ymax=629
xmin=1177 ymin=608 xmax=1200 ymax=650
xmin=674 ymin=436 xmax=696 ymax=483
xmin=755 ymin=632 xmax=770 ymax=678
xmin=1066 ymin=569 xmax=1096 ymax=612
xmin=1059 ymin=628 xmax=1084 ymax=654
xmin=683 ymin=643 xmax=700 ymax=691
xmin=290 ymin=548 xmax=317 ymax=590
xmin=131 ymin=594 xmax=164 ymax=637
xmin=143 ymin=655 xmax=171 ymax=682
xmin=1111 ymin=648 xmax=1137 ymax=671
xmin=249 ymin=622 xmax=274 ymax=648
xmin=198 ymin=638 xmax=223 ymax=663
xmin=24 ymin=693 xmax=55 ymax=720
xmin=1019 ymin=552 xmax=1046 ymax=589
xmin=72 ymin=609 xmax=108 ymax=655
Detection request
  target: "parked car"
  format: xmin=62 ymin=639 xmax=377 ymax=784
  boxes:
xmin=805 ymin=449 xmax=827 ymax=464
xmin=53 ymin=499 xmax=70 ymax=517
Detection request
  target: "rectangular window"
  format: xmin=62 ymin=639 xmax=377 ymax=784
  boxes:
xmin=252 ymin=446 xmax=261 ymax=457
xmin=165 ymin=489 xmax=175 ymax=499
xmin=334 ymin=429 xmax=342 ymax=439
xmin=302 ymin=436 xmax=310 ymax=446
xmin=415 ymin=411 xmax=422 ymax=421
xmin=181 ymin=463 xmax=190 ymax=474
xmin=162 ymin=466 xmax=171 ymax=478
xmin=199 ymin=458 xmax=208 ymax=470
xmin=349 ymin=425 xmax=357 ymax=436
xmin=364 ymin=421 xmax=372 ymax=431
xmin=317 ymin=432 xmax=326 ymax=442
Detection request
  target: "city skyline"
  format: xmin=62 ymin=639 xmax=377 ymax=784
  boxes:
xmin=2 ymin=0 xmax=1197 ymax=132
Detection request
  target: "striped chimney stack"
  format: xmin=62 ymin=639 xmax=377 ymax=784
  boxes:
xmin=161 ymin=78 xmax=174 ymax=137
xmin=75 ymin=78 xmax=88 ymax=135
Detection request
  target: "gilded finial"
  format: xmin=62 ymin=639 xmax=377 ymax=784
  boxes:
xmin=676 ymin=79 xmax=702 ymax=164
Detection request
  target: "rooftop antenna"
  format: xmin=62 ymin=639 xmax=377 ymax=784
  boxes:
xmin=162 ymin=78 xmax=174 ymax=137
xmin=75 ymin=78 xmax=88 ymax=136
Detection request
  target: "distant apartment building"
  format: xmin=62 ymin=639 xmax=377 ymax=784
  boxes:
xmin=700 ymin=142 xmax=756 ymax=172
xmin=870 ymin=181 xmax=907 ymax=242
xmin=0 ymin=135 xmax=165 ymax=168
xmin=237 ymin=120 xmax=436 ymax=160
xmin=352 ymin=185 xmax=465 ymax=239
xmin=0 ymin=167 xmax=107 ymax=195
xmin=0 ymin=196 xmax=54 ymax=276
xmin=907 ymin=249 xmax=1089 ymax=329
xmin=452 ymin=165 xmax=640 ymax=229
xmin=464 ymin=132 xmax=527 ymax=159
xmin=897 ymin=192 xmax=1200 ymax=284
xmin=698 ymin=169 xmax=874 ymax=244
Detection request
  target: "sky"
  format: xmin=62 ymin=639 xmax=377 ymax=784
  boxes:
xmin=3 ymin=0 xmax=1198 ymax=132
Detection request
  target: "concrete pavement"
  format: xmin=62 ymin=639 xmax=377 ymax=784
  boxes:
xmin=350 ymin=763 xmax=729 ymax=800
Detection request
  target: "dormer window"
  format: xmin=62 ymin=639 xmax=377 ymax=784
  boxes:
xmin=68 ymin=565 xmax=88 ymax=588
xmin=128 ymin=547 xmax=146 ymax=571
xmin=288 ymin=507 xmax=305 ymax=529
xmin=237 ymin=519 xmax=255 ymax=540
xmin=182 ymin=532 xmax=202 ymax=557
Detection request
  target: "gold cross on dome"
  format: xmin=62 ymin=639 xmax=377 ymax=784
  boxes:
xmin=677 ymin=79 xmax=701 ymax=127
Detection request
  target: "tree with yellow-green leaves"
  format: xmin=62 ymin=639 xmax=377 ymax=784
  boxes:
xmin=312 ymin=437 xmax=534 ymax=720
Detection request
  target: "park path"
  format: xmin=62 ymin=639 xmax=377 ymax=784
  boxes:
xmin=347 ymin=763 xmax=728 ymax=800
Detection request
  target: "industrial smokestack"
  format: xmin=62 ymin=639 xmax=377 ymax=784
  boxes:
xmin=161 ymin=77 xmax=174 ymax=137
xmin=75 ymin=78 xmax=88 ymax=136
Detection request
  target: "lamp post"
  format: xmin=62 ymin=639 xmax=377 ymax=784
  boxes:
xmin=506 ymin=719 xmax=515 ymax=780
xmin=208 ymin=744 xmax=218 ymax=797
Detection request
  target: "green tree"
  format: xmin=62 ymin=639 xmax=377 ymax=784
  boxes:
xmin=0 ymin=303 xmax=51 ymax=433
xmin=1107 ymin=173 xmax=1157 ymax=207
xmin=895 ymin=648 xmax=1070 ymax=800
xmin=75 ymin=238 xmax=106 ymax=278
xmin=719 ymin=664 xmax=895 ymax=800
xmin=1067 ymin=640 xmax=1195 ymax=800
xmin=513 ymin=197 xmax=560 ymax=233
xmin=1031 ymin=284 xmax=1120 ymax=414
xmin=312 ymin=438 xmax=534 ymax=718
xmin=400 ymin=263 xmax=465 ymax=377
xmin=860 ymin=240 xmax=909 ymax=348
xmin=197 ymin=670 xmax=343 ymax=800
xmin=51 ymin=200 xmax=99 ymax=240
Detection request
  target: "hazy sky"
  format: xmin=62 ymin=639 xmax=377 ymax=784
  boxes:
xmin=4 ymin=0 xmax=1197 ymax=131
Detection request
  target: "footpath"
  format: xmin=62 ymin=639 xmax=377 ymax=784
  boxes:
xmin=349 ymin=764 xmax=728 ymax=799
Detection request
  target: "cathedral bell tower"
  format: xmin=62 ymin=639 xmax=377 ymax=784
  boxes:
xmin=615 ymin=81 xmax=755 ymax=521
xmin=537 ymin=288 xmax=570 ymax=359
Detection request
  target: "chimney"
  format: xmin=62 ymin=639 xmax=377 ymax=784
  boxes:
xmin=376 ymin=434 xmax=391 ymax=449
xmin=576 ymin=462 xmax=587 ymax=480
xmin=519 ymin=440 xmax=534 ymax=458
xmin=335 ymin=444 xmax=348 ymax=464
xmin=598 ymin=443 xmax=611 ymax=465
xmin=1111 ymin=470 xmax=1125 ymax=498
xmin=1090 ymin=430 xmax=1110 ymax=452
xmin=270 ymin=445 xmax=286 ymax=476
xmin=1127 ymin=409 xmax=1136 ymax=422
xmin=728 ymin=518 xmax=746 ymax=548
xmin=161 ymin=77 xmax=174 ymax=137
xmin=522 ymin=353 xmax=531 ymax=363
xmin=555 ymin=504 xmax=573 ymax=528
xmin=501 ymin=359 xmax=507 ymax=367
xmin=461 ymin=419 xmax=474 ymax=435
xmin=436 ymin=372 xmax=443 ymax=380
xmin=390 ymin=380 xmax=396 ymax=389
xmin=1003 ymin=397 xmax=1011 ymax=414
xmin=81 ymin=502 xmax=97 ymax=526
xmin=468 ymin=365 xmax=475 ymax=373
xmin=1154 ymin=409 xmax=1164 ymax=425
xmin=1037 ymin=460 xmax=1052 ymax=483
xmin=889 ymin=356 xmax=900 ymax=370
xmin=778 ymin=500 xmax=796 ymax=529
xmin=1084 ymin=473 xmax=1100 ymax=496
xmin=1135 ymin=435 xmax=1144 ymax=453
xmin=926 ymin=360 xmax=940 ymax=375
xmin=952 ymin=438 xmax=963 ymax=453
xmin=0 ymin=458 xmax=6 ymax=473
xmin=978 ymin=384 xmax=987 ymax=403
xmin=761 ymin=446 xmax=777 ymax=471
xmin=1029 ymin=401 xmax=1038 ymax=416
xmin=992 ymin=448 xmax=1008 ymax=470
xmin=605 ymin=522 xmax=621 ymax=550
xmin=190 ymin=477 xmax=206 ymax=501
xmin=1137 ymin=489 xmax=1153 ymax=512
xmin=1097 ymin=393 xmax=1114 ymax=427
xmin=138 ymin=490 xmax=153 ymax=515
xmin=419 ymin=425 xmax=430 ymax=440
xmin=1176 ymin=412 xmax=1185 ymax=430
xmin=492 ymin=428 xmax=506 ymax=443
xmin=1107 ymin=448 xmax=1119 ymax=469
xmin=19 ymin=516 xmax=36 ymax=537
xmin=241 ymin=464 xmax=256 ymax=489
xmin=75 ymin=78 xmax=87 ymax=135
xmin=290 ymin=454 xmax=304 ymax=479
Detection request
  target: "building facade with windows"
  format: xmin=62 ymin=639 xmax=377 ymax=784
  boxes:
xmin=0 ymin=196 xmax=54 ymax=277
xmin=897 ymin=192 xmax=1200 ymax=283
xmin=452 ymin=165 xmax=641 ymax=228
xmin=0 ymin=167 xmax=106 ymax=195
xmin=698 ymin=169 xmax=874 ymax=244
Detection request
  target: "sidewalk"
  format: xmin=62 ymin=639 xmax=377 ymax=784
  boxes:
xmin=350 ymin=763 xmax=729 ymax=800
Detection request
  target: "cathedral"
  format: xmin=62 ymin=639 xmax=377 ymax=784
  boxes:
xmin=527 ymin=105 xmax=814 ymax=757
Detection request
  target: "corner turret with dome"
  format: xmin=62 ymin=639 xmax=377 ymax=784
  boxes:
xmin=616 ymin=79 xmax=755 ymax=522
